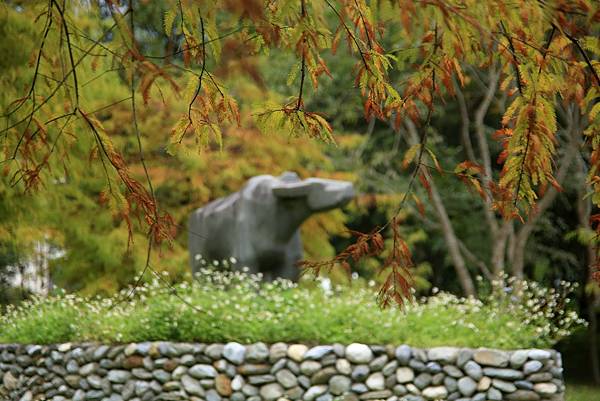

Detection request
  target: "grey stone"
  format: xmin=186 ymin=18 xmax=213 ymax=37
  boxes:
xmin=269 ymin=343 xmax=288 ymax=362
xmin=402 ymin=396 xmax=425 ymax=401
xmin=329 ymin=375 xmax=351 ymax=395
xmin=231 ymin=392 xmax=246 ymax=401
xmin=248 ymin=374 xmax=276 ymax=385
xmin=533 ymin=382 xmax=557 ymax=394
xmin=393 ymin=384 xmax=408 ymax=396
xmin=300 ymin=361 xmax=322 ymax=376
xmin=271 ymin=358 xmax=287 ymax=374
xmin=427 ymin=347 xmax=459 ymax=364
xmin=408 ymin=359 xmax=426 ymax=372
xmin=172 ymin=365 xmax=187 ymax=380
xmin=352 ymin=365 xmax=370 ymax=381
xmin=276 ymin=369 xmax=298 ymax=388
xmin=333 ymin=343 xmax=345 ymax=357
xmin=515 ymin=380 xmax=534 ymax=390
xmin=447 ymin=392 xmax=461 ymax=401
xmin=395 ymin=345 xmax=412 ymax=365
xmin=206 ymin=389 xmax=222 ymax=401
xmin=352 ymin=383 xmax=369 ymax=393
xmin=477 ymin=376 xmax=491 ymax=391
xmin=425 ymin=362 xmax=441 ymax=374
xmin=473 ymin=349 xmax=509 ymax=367
xmin=382 ymin=360 xmax=398 ymax=376
xmin=260 ymin=383 xmax=284 ymax=401
xmin=298 ymin=375 xmax=311 ymax=389
xmin=432 ymin=372 xmax=444 ymax=385
xmin=232 ymin=374 xmax=245 ymax=391
xmin=132 ymin=368 xmax=153 ymax=379
xmin=246 ymin=343 xmax=269 ymax=363
xmin=239 ymin=364 xmax=271 ymax=375
xmin=188 ymin=364 xmax=217 ymax=379
xmin=396 ymin=367 xmax=415 ymax=383
xmin=73 ymin=390 xmax=85 ymax=401
xmin=358 ymin=390 xmax=392 ymax=400
xmin=288 ymin=345 xmax=309 ymax=362
xmin=464 ymin=361 xmax=483 ymax=380
xmin=336 ymin=359 xmax=352 ymax=375
xmin=523 ymin=360 xmax=543 ymax=375
xmin=412 ymin=348 xmax=428 ymax=362
xmin=505 ymin=390 xmax=541 ymax=400
xmin=108 ymin=370 xmax=131 ymax=383
xmin=87 ymin=374 xmax=103 ymax=389
xmin=369 ymin=354 xmax=388 ymax=370
xmin=458 ymin=377 xmax=477 ymax=396
xmin=153 ymin=369 xmax=171 ymax=383
xmin=242 ymin=384 xmax=259 ymax=396
xmin=473 ymin=393 xmax=487 ymax=401
xmin=457 ymin=349 xmax=474 ymax=368
xmin=303 ymin=385 xmax=328 ymax=401
xmin=315 ymin=393 xmax=333 ymax=401
xmin=85 ymin=390 xmax=105 ymax=400
xmin=443 ymin=364 xmax=463 ymax=378
xmin=287 ymin=360 xmax=301 ymax=374
xmin=286 ymin=386 xmax=304 ymax=400
xmin=510 ymin=350 xmax=529 ymax=368
xmin=414 ymin=373 xmax=432 ymax=389
xmin=79 ymin=363 xmax=99 ymax=376
xmin=483 ymin=367 xmax=524 ymax=380
xmin=201 ymin=378 xmax=216 ymax=388
xmin=189 ymin=173 xmax=354 ymax=280
xmin=223 ymin=343 xmax=246 ymax=365
xmin=422 ymin=386 xmax=448 ymax=400
xmin=444 ymin=377 xmax=458 ymax=392
xmin=488 ymin=387 xmax=502 ymax=401
xmin=304 ymin=346 xmax=333 ymax=360
xmin=492 ymin=378 xmax=517 ymax=393
xmin=366 ymin=372 xmax=385 ymax=390
xmin=205 ymin=344 xmax=224 ymax=359
xmin=311 ymin=367 xmax=337 ymax=384
xmin=346 ymin=343 xmax=374 ymax=364
xmin=528 ymin=350 xmax=551 ymax=361
xmin=527 ymin=372 xmax=553 ymax=382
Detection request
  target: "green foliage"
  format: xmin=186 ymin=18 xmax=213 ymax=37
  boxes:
xmin=0 ymin=270 xmax=584 ymax=348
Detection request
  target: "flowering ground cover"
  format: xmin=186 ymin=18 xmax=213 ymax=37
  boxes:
xmin=0 ymin=270 xmax=584 ymax=349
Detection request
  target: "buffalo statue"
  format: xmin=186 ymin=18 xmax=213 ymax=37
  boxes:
xmin=189 ymin=172 xmax=355 ymax=280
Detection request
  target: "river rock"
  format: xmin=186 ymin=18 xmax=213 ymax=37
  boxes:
xmin=288 ymin=345 xmax=308 ymax=362
xmin=329 ymin=375 xmax=351 ymax=395
xmin=483 ymin=367 xmax=524 ymax=380
xmin=260 ymin=383 xmax=284 ymax=401
xmin=346 ymin=344 xmax=373 ymax=364
xmin=428 ymin=347 xmax=459 ymax=364
xmin=505 ymin=390 xmax=541 ymax=400
xmin=523 ymin=360 xmax=543 ymax=375
xmin=457 ymin=377 xmax=477 ymax=396
xmin=223 ymin=343 xmax=246 ymax=365
xmin=365 ymin=372 xmax=385 ymax=390
xmin=189 ymin=364 xmax=218 ymax=379
xmin=396 ymin=367 xmax=415 ymax=383
xmin=422 ymin=386 xmax=448 ymax=400
xmin=246 ymin=343 xmax=269 ymax=363
xmin=395 ymin=345 xmax=412 ymax=365
xmin=473 ymin=349 xmax=509 ymax=367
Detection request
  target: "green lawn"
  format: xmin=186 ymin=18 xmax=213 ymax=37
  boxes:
xmin=566 ymin=383 xmax=599 ymax=401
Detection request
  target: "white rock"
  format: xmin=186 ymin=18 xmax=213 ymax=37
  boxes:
xmin=396 ymin=367 xmax=415 ymax=383
xmin=346 ymin=343 xmax=373 ymax=364
xmin=366 ymin=372 xmax=385 ymax=390
xmin=534 ymin=382 xmax=557 ymax=394
xmin=427 ymin=347 xmax=459 ymax=364
xmin=287 ymin=344 xmax=308 ymax=362
xmin=223 ymin=342 xmax=246 ymax=365
xmin=422 ymin=386 xmax=448 ymax=400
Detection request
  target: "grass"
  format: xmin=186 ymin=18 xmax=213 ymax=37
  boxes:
xmin=566 ymin=383 xmax=600 ymax=401
xmin=0 ymin=269 xmax=585 ymax=348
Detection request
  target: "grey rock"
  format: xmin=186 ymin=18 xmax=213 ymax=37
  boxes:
xmin=269 ymin=343 xmax=288 ymax=362
xmin=108 ymin=370 xmax=131 ymax=383
xmin=248 ymin=374 xmax=276 ymax=385
xmin=528 ymin=350 xmax=551 ymax=361
xmin=527 ymin=372 xmax=553 ymax=382
xmin=505 ymin=390 xmax=541 ymax=400
xmin=303 ymin=385 xmax=328 ymax=401
xmin=422 ymin=386 xmax=448 ymax=400
xmin=366 ymin=372 xmax=385 ymax=390
xmin=333 ymin=343 xmax=345 ymax=357
xmin=287 ymin=360 xmax=301 ymax=374
xmin=131 ymin=368 xmax=153 ymax=380
xmin=200 ymin=378 xmax=216 ymax=388
xmin=336 ymin=359 xmax=352 ymax=375
xmin=205 ymin=344 xmax=225 ymax=360
xmin=402 ymin=396 xmax=425 ymax=401
xmin=488 ymin=387 xmax=502 ymax=401
xmin=271 ymin=358 xmax=288 ymax=374
xmin=510 ymin=350 xmax=529 ymax=368
xmin=412 ymin=348 xmax=428 ymax=363
xmin=523 ymin=360 xmax=543 ymax=375
xmin=66 ymin=360 xmax=80 ymax=374
xmin=238 ymin=364 xmax=271 ymax=375
xmin=79 ymin=363 xmax=98 ymax=376
xmin=153 ymin=369 xmax=171 ymax=383
xmin=483 ymin=367 xmax=524 ymax=380
xmin=492 ymin=378 xmax=517 ymax=393
xmin=298 ymin=375 xmax=311 ymax=389
xmin=444 ymin=377 xmax=458 ymax=392
xmin=346 ymin=343 xmax=374 ymax=364
xmin=425 ymin=362 xmax=442 ymax=374
xmin=172 ymin=365 xmax=187 ymax=380
xmin=206 ymin=389 xmax=222 ymax=401
xmin=447 ymin=392 xmax=461 ymax=401
xmin=188 ymin=364 xmax=217 ymax=379
xmin=329 ymin=375 xmax=351 ymax=395
xmin=286 ymin=386 xmax=304 ymax=400
xmin=84 ymin=390 xmax=105 ymax=400
xmin=443 ymin=364 xmax=463 ymax=378
xmin=473 ymin=393 xmax=486 ymax=401
xmin=457 ymin=349 xmax=474 ymax=368
xmin=382 ymin=360 xmax=398 ymax=376
xmin=393 ymin=384 xmax=408 ymax=396
xmin=352 ymin=365 xmax=370 ymax=381
xmin=315 ymin=393 xmax=333 ymax=401
xmin=427 ymin=347 xmax=459 ymax=364
xmin=242 ymin=384 xmax=259 ymax=396
xmin=231 ymin=392 xmax=246 ymax=401
xmin=458 ymin=376 xmax=477 ymax=396
xmin=223 ymin=342 xmax=246 ymax=365
xmin=408 ymin=359 xmax=426 ymax=372
xmin=352 ymin=383 xmax=369 ymax=393
xmin=515 ymin=380 xmax=534 ymax=390
xmin=92 ymin=345 xmax=109 ymax=360
xmin=304 ymin=346 xmax=333 ymax=360
xmin=395 ymin=345 xmax=412 ymax=365
xmin=73 ymin=390 xmax=85 ymax=401
xmin=464 ymin=361 xmax=483 ymax=380
xmin=369 ymin=354 xmax=388 ymax=371
xmin=87 ymin=374 xmax=103 ymax=389
xmin=260 ymin=383 xmax=284 ymax=401
xmin=533 ymin=382 xmax=557 ymax=394
xmin=232 ymin=374 xmax=245 ymax=391
xmin=358 ymin=390 xmax=392 ymax=400
xmin=311 ymin=367 xmax=337 ymax=384
xmin=414 ymin=373 xmax=432 ymax=389
xmin=300 ymin=361 xmax=322 ymax=376
xmin=396 ymin=367 xmax=415 ymax=383
xmin=276 ymin=369 xmax=298 ymax=388
xmin=473 ymin=349 xmax=509 ymax=367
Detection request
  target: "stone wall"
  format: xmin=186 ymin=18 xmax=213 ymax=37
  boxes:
xmin=0 ymin=342 xmax=564 ymax=401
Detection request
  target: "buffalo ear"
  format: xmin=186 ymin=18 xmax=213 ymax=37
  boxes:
xmin=272 ymin=181 xmax=314 ymax=198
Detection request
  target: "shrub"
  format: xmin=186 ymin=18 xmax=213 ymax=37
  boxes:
xmin=0 ymin=269 xmax=586 ymax=348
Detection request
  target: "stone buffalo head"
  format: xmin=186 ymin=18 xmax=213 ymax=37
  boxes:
xmin=271 ymin=172 xmax=355 ymax=212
